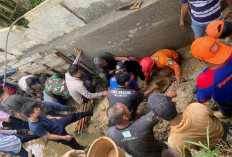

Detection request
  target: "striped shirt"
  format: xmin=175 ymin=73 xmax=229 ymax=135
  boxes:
xmin=181 ymin=0 xmax=222 ymax=25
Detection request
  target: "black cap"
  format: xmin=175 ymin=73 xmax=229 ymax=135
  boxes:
xmin=148 ymin=93 xmax=177 ymax=121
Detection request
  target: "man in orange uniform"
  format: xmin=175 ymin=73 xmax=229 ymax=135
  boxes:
xmin=140 ymin=49 xmax=181 ymax=84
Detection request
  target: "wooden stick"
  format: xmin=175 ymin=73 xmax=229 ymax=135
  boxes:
xmin=90 ymin=99 xmax=94 ymax=122
xmin=80 ymin=103 xmax=87 ymax=134
xmin=78 ymin=103 xmax=85 ymax=134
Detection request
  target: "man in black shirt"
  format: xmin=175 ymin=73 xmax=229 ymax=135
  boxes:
xmin=107 ymin=71 xmax=158 ymax=121
xmin=94 ymin=52 xmax=128 ymax=80
xmin=124 ymin=60 xmax=145 ymax=80
xmin=106 ymin=103 xmax=176 ymax=157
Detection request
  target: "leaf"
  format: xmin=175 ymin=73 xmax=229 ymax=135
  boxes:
xmin=176 ymin=146 xmax=185 ymax=157
xmin=207 ymin=123 xmax=210 ymax=148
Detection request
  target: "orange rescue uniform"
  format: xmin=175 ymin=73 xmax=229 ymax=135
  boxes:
xmin=145 ymin=49 xmax=181 ymax=82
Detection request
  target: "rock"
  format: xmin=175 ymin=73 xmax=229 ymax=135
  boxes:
xmin=166 ymin=80 xmax=196 ymax=112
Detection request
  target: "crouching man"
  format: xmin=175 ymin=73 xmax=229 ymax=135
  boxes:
xmin=148 ymin=93 xmax=224 ymax=156
xmin=21 ymin=101 xmax=93 ymax=150
xmin=106 ymin=103 xmax=175 ymax=157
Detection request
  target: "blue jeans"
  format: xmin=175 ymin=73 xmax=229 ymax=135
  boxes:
xmin=44 ymin=102 xmax=75 ymax=117
xmin=191 ymin=22 xmax=208 ymax=39
xmin=216 ymin=100 xmax=232 ymax=116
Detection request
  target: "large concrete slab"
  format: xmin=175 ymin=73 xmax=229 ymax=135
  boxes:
xmin=35 ymin=0 xmax=193 ymax=69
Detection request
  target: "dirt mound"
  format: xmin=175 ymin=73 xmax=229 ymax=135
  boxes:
xmin=93 ymin=97 xmax=109 ymax=134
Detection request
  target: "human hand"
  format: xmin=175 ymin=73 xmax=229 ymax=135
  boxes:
xmin=15 ymin=68 xmax=19 ymax=72
xmin=64 ymin=135 xmax=73 ymax=141
xmin=166 ymin=89 xmax=177 ymax=98
xmin=102 ymin=91 xmax=108 ymax=96
xmin=151 ymin=83 xmax=159 ymax=89
xmin=4 ymin=118 xmax=11 ymax=122
xmin=63 ymin=150 xmax=86 ymax=157
xmin=109 ymin=70 xmax=115 ymax=74
xmin=180 ymin=19 xmax=185 ymax=29
xmin=174 ymin=78 xmax=180 ymax=85
xmin=74 ymin=48 xmax=83 ymax=56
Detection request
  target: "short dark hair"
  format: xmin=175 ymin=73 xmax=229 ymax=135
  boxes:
xmin=107 ymin=103 xmax=125 ymax=125
xmin=39 ymin=74 xmax=50 ymax=85
xmin=21 ymin=101 xmax=41 ymax=117
xmin=115 ymin=71 xmax=130 ymax=86
xmin=69 ymin=64 xmax=80 ymax=77
xmin=26 ymin=77 xmax=38 ymax=87
xmin=221 ymin=21 xmax=232 ymax=38
xmin=0 ymin=85 xmax=3 ymax=96
xmin=148 ymin=93 xmax=177 ymax=121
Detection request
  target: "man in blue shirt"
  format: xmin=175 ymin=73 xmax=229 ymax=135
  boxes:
xmin=110 ymin=62 xmax=139 ymax=90
xmin=180 ymin=0 xmax=232 ymax=38
xmin=21 ymin=101 xmax=93 ymax=149
xmin=191 ymin=36 xmax=232 ymax=118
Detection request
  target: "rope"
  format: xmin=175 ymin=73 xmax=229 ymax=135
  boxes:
xmin=3 ymin=15 xmax=24 ymax=87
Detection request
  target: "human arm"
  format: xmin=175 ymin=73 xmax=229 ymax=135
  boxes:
xmin=166 ymin=89 xmax=177 ymax=98
xmin=63 ymin=150 xmax=86 ymax=157
xmin=72 ymin=48 xmax=82 ymax=65
xmin=0 ymin=69 xmax=17 ymax=80
xmin=71 ymin=82 xmax=105 ymax=104
xmin=144 ymin=83 xmax=159 ymax=98
xmin=47 ymin=117 xmax=61 ymax=120
xmin=0 ymin=130 xmax=17 ymax=135
xmin=140 ymin=112 xmax=159 ymax=128
xmin=129 ymin=77 xmax=139 ymax=90
xmin=115 ymin=56 xmax=129 ymax=61
xmin=195 ymin=77 xmax=212 ymax=103
xmin=44 ymin=132 xmax=73 ymax=141
xmin=166 ymin=59 xmax=181 ymax=84
xmin=180 ymin=2 xmax=190 ymax=29
xmin=0 ymin=118 xmax=11 ymax=122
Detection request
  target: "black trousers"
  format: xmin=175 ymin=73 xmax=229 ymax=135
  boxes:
xmin=2 ymin=116 xmax=29 ymax=130
xmin=55 ymin=112 xmax=86 ymax=149
xmin=82 ymin=74 xmax=96 ymax=103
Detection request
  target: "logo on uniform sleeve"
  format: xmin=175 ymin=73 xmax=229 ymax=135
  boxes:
xmin=122 ymin=131 xmax=132 ymax=138
xmin=167 ymin=59 xmax=174 ymax=66
xmin=209 ymin=42 xmax=220 ymax=54
xmin=152 ymin=56 xmax=159 ymax=62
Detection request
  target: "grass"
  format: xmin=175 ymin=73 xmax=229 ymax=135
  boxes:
xmin=178 ymin=125 xmax=232 ymax=157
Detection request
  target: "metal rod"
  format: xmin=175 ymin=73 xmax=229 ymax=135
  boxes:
xmin=3 ymin=15 xmax=24 ymax=87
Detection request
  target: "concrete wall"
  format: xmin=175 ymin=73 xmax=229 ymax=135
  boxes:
xmin=0 ymin=0 xmax=193 ymax=81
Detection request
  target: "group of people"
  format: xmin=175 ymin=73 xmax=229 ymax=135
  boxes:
xmin=0 ymin=0 xmax=232 ymax=156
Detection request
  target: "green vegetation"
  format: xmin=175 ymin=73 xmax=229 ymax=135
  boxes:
xmin=178 ymin=126 xmax=232 ymax=157
xmin=27 ymin=0 xmax=46 ymax=10
xmin=0 ymin=0 xmax=46 ymax=28
xmin=0 ymin=0 xmax=16 ymax=9
xmin=0 ymin=7 xmax=12 ymax=17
